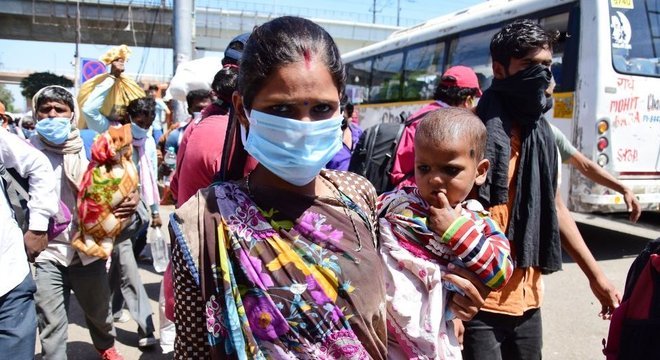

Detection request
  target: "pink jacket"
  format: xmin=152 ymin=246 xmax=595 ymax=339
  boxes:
xmin=389 ymin=101 xmax=448 ymax=188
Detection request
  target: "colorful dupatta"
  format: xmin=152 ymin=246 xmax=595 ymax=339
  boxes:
xmin=170 ymin=170 xmax=387 ymax=359
xmin=74 ymin=124 xmax=139 ymax=260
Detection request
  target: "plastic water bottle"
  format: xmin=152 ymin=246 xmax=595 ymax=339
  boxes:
xmin=162 ymin=146 xmax=177 ymax=186
xmin=150 ymin=227 xmax=169 ymax=273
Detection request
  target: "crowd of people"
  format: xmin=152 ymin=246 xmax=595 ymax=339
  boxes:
xmin=0 ymin=14 xmax=647 ymax=360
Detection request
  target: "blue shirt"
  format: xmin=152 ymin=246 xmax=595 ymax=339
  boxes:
xmin=79 ymin=129 xmax=98 ymax=161
xmin=165 ymin=122 xmax=189 ymax=154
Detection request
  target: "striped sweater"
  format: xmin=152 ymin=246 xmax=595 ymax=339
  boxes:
xmin=377 ymin=186 xmax=513 ymax=290
xmin=378 ymin=187 xmax=514 ymax=359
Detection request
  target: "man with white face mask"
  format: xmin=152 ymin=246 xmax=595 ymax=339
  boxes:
xmin=29 ymin=86 xmax=131 ymax=360
xmin=107 ymin=97 xmax=160 ymax=349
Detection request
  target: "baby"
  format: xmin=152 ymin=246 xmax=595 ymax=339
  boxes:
xmin=74 ymin=123 xmax=139 ymax=260
xmin=377 ymin=107 xmax=513 ymax=359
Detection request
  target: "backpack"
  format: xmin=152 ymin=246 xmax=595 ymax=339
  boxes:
xmin=603 ymin=238 xmax=660 ymax=360
xmin=0 ymin=162 xmax=72 ymax=240
xmin=348 ymin=117 xmax=406 ymax=194
xmin=0 ymin=162 xmax=30 ymax=230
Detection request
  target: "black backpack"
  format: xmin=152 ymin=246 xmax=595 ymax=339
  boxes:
xmin=348 ymin=117 xmax=406 ymax=194
xmin=348 ymin=109 xmax=434 ymax=194
xmin=0 ymin=162 xmax=30 ymax=232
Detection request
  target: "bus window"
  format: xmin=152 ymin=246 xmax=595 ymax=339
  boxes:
xmin=346 ymin=59 xmax=373 ymax=104
xmin=370 ymin=52 xmax=404 ymax=103
xmin=540 ymin=12 xmax=571 ymax=91
xmin=402 ymin=41 xmax=446 ymax=101
xmin=556 ymin=6 xmax=580 ymax=93
xmin=540 ymin=12 xmax=569 ymax=55
xmin=447 ymin=28 xmax=498 ymax=91
xmin=609 ymin=0 xmax=660 ymax=76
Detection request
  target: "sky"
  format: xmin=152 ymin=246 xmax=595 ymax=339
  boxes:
xmin=0 ymin=0 xmax=485 ymax=112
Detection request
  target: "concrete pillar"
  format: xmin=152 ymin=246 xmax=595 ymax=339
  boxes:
xmin=172 ymin=0 xmax=194 ymax=123
xmin=172 ymin=0 xmax=194 ymax=73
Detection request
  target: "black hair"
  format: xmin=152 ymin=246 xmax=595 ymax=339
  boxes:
xmin=238 ymin=16 xmax=345 ymax=109
xmin=186 ymin=89 xmax=212 ymax=109
xmin=344 ymin=102 xmax=354 ymax=118
xmin=415 ymin=107 xmax=487 ymax=160
xmin=148 ymin=84 xmax=159 ymax=92
xmin=21 ymin=117 xmax=35 ymax=126
xmin=490 ymin=19 xmax=559 ymax=69
xmin=35 ymin=87 xmax=75 ymax=112
xmin=211 ymin=66 xmax=239 ymax=104
xmin=127 ymin=97 xmax=156 ymax=119
xmin=433 ymin=83 xmax=479 ymax=106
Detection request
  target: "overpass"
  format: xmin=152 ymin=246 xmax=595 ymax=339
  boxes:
xmin=0 ymin=70 xmax=168 ymax=86
xmin=0 ymin=0 xmax=403 ymax=56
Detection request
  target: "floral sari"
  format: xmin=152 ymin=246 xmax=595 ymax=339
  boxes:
xmin=170 ymin=170 xmax=387 ymax=359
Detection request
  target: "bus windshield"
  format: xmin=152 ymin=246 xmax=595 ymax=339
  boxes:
xmin=610 ymin=0 xmax=660 ymax=77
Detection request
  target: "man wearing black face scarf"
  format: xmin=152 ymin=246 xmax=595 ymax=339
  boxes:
xmin=463 ymin=19 xmax=623 ymax=360
xmin=461 ymin=19 xmax=562 ymax=360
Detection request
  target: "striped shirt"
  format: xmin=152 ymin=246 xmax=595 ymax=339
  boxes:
xmin=378 ymin=186 xmax=513 ymax=359
xmin=377 ymin=186 xmax=513 ymax=290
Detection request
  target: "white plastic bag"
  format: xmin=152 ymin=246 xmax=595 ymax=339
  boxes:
xmin=166 ymin=56 xmax=223 ymax=101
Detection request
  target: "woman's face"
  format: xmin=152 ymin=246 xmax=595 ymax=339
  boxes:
xmin=238 ymin=58 xmax=340 ymax=123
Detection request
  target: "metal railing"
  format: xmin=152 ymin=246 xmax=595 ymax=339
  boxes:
xmin=61 ymin=0 xmax=423 ymax=27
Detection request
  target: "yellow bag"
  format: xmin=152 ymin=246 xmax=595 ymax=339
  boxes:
xmin=77 ymin=73 xmax=145 ymax=129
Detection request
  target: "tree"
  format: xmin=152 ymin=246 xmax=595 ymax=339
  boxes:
xmin=20 ymin=72 xmax=74 ymax=100
xmin=0 ymin=84 xmax=15 ymax=112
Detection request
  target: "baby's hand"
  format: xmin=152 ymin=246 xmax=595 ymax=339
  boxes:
xmin=427 ymin=192 xmax=461 ymax=236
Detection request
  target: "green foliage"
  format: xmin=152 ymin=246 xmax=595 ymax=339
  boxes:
xmin=20 ymin=72 xmax=74 ymax=99
xmin=0 ymin=84 xmax=15 ymax=112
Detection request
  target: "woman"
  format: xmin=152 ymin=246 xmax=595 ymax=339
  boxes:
xmin=326 ymin=101 xmax=363 ymax=171
xmin=170 ymin=16 xmax=487 ymax=359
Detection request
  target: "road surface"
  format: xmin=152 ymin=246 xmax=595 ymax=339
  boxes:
xmin=34 ymin=207 xmax=656 ymax=359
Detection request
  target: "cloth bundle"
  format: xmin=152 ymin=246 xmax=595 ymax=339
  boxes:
xmin=73 ymin=124 xmax=139 ymax=258
xmin=77 ymin=73 xmax=145 ymax=129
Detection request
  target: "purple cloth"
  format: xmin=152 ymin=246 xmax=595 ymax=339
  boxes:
xmin=326 ymin=124 xmax=363 ymax=171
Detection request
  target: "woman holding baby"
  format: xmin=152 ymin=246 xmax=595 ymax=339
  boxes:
xmin=169 ymin=16 xmax=490 ymax=359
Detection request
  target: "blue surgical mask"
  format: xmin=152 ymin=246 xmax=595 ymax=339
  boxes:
xmin=241 ymin=109 xmax=343 ymax=186
xmin=193 ymin=111 xmax=203 ymax=124
xmin=22 ymin=128 xmax=36 ymax=139
xmin=36 ymin=117 xmax=72 ymax=145
xmin=131 ymin=122 xmax=149 ymax=140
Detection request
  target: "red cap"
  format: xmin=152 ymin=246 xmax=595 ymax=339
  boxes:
xmin=440 ymin=65 xmax=482 ymax=96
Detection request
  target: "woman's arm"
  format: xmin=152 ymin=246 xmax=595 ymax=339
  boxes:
xmin=442 ymin=262 xmax=490 ymax=321
xmin=81 ymin=76 xmax=115 ymax=133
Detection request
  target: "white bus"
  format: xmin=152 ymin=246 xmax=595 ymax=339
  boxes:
xmin=342 ymin=0 xmax=660 ymax=214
